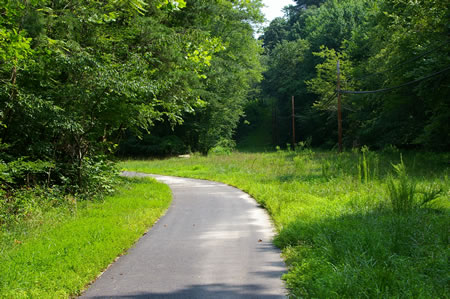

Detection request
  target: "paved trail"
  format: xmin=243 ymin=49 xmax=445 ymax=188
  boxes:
xmin=82 ymin=172 xmax=286 ymax=298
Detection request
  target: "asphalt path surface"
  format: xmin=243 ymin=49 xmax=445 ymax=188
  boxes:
xmin=81 ymin=172 xmax=287 ymax=298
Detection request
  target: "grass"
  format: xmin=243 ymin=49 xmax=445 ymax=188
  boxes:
xmin=121 ymin=148 xmax=449 ymax=298
xmin=0 ymin=177 xmax=171 ymax=298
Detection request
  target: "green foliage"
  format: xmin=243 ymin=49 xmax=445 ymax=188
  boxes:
xmin=235 ymin=100 xmax=274 ymax=152
xmin=259 ymin=0 xmax=372 ymax=147
xmin=1 ymin=158 xmax=53 ymax=185
xmin=258 ymin=0 xmax=449 ymax=150
xmin=294 ymin=0 xmax=326 ymax=8
xmin=75 ymin=156 xmax=119 ymax=199
xmin=0 ymin=186 xmax=64 ymax=226
xmin=118 ymin=134 xmax=187 ymax=157
xmin=387 ymin=156 xmax=443 ymax=214
xmin=1 ymin=0 xmax=264 ymax=234
xmin=0 ymin=156 xmax=118 ymax=226
xmin=208 ymin=139 xmax=236 ymax=156
xmin=0 ymin=0 xmax=265 ymax=216
xmin=0 ymin=177 xmax=172 ymax=297
xmin=195 ymin=34 xmax=263 ymax=149
xmin=387 ymin=157 xmax=417 ymax=214
xmin=121 ymin=149 xmax=449 ymax=297
xmin=157 ymin=0 xmax=186 ymax=10
xmin=307 ymin=47 xmax=355 ymax=110
xmin=131 ymin=0 xmax=264 ymax=155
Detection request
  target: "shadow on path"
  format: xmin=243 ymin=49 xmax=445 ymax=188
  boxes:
xmin=87 ymin=283 xmax=284 ymax=298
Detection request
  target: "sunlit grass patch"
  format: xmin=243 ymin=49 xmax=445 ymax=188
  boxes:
xmin=0 ymin=177 xmax=171 ymax=297
xmin=120 ymin=149 xmax=449 ymax=297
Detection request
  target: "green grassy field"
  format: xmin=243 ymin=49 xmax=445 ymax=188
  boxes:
xmin=0 ymin=177 xmax=171 ymax=298
xmin=121 ymin=148 xmax=449 ymax=298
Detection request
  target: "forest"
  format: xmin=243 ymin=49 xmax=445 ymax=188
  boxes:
xmin=0 ymin=0 xmax=449 ymax=297
xmin=1 ymin=0 xmax=449 ymax=199
xmin=1 ymin=0 xmax=263 ymax=204
xmin=258 ymin=0 xmax=449 ymax=151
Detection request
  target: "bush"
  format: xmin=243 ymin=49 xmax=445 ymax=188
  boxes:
xmin=0 ymin=156 xmax=119 ymax=226
xmin=76 ymin=155 xmax=119 ymax=199
xmin=0 ymin=158 xmax=54 ymax=188
xmin=208 ymin=139 xmax=236 ymax=155
xmin=0 ymin=186 xmax=69 ymax=226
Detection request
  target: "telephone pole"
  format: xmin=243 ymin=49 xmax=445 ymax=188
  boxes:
xmin=337 ymin=60 xmax=343 ymax=153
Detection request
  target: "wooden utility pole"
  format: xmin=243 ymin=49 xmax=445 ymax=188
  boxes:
xmin=291 ymin=96 xmax=296 ymax=149
xmin=337 ymin=60 xmax=343 ymax=153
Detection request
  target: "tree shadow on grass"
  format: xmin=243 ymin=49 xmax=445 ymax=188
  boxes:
xmin=274 ymin=207 xmax=448 ymax=298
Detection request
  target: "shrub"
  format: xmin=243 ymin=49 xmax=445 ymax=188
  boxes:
xmin=0 ymin=186 xmax=68 ymax=226
xmin=0 ymin=158 xmax=54 ymax=188
xmin=208 ymin=139 xmax=236 ymax=155
xmin=76 ymin=155 xmax=119 ymax=199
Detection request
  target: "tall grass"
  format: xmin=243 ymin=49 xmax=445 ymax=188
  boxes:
xmin=121 ymin=149 xmax=449 ymax=298
xmin=387 ymin=157 xmax=416 ymax=213
xmin=388 ymin=156 xmax=444 ymax=214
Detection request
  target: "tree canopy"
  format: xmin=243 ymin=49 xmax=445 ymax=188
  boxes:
xmin=1 ymin=0 xmax=448 ymax=198
xmin=259 ymin=0 xmax=449 ymax=149
xmin=0 ymin=0 xmax=264 ymax=193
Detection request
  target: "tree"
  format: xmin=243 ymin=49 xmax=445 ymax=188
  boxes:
xmin=120 ymin=0 xmax=265 ymax=154
xmin=259 ymin=0 xmax=372 ymax=147
xmin=0 ymin=0 xmax=236 ymax=191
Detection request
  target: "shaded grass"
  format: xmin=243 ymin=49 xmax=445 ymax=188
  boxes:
xmin=121 ymin=150 xmax=449 ymax=298
xmin=0 ymin=177 xmax=171 ymax=297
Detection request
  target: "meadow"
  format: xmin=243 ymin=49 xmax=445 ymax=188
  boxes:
xmin=121 ymin=147 xmax=449 ymax=298
xmin=0 ymin=177 xmax=171 ymax=297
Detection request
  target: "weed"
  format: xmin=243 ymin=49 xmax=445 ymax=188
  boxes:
xmin=387 ymin=157 xmax=416 ymax=213
xmin=120 ymin=149 xmax=449 ymax=298
xmin=321 ymin=160 xmax=332 ymax=180
xmin=357 ymin=146 xmax=379 ymax=184
xmin=418 ymin=184 xmax=443 ymax=207
xmin=295 ymin=137 xmax=312 ymax=152
xmin=293 ymin=150 xmax=313 ymax=176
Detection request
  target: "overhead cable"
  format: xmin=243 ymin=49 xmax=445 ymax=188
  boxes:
xmin=356 ymin=40 xmax=450 ymax=82
xmin=338 ymin=65 xmax=450 ymax=95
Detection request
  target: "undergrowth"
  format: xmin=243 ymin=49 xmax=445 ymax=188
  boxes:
xmin=121 ymin=148 xmax=449 ymax=298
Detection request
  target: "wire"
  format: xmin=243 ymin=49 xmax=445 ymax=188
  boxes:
xmin=338 ymin=65 xmax=450 ymax=94
xmin=323 ymin=91 xmax=337 ymax=104
xmin=355 ymin=40 xmax=450 ymax=82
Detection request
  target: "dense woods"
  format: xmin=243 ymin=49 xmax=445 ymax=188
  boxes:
xmin=259 ymin=0 xmax=449 ymax=150
xmin=1 ymin=0 xmax=448 ymax=227
xmin=0 ymin=0 xmax=263 ymax=216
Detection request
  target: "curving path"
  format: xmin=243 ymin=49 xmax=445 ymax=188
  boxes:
xmin=81 ymin=172 xmax=286 ymax=298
